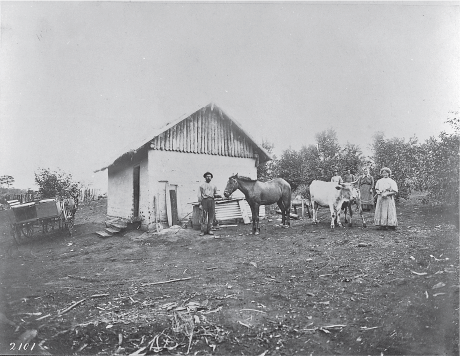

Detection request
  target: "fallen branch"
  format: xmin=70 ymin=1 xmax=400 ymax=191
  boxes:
xmin=129 ymin=346 xmax=147 ymax=356
xmin=200 ymin=306 xmax=223 ymax=314
xmin=129 ymin=296 xmax=138 ymax=303
xmin=15 ymin=312 xmax=42 ymax=316
xmin=58 ymin=299 xmax=86 ymax=315
xmin=76 ymin=343 xmax=88 ymax=352
xmin=238 ymin=321 xmax=251 ymax=328
xmin=90 ymin=293 xmax=109 ymax=298
xmin=240 ymin=309 xmax=266 ymax=314
xmin=141 ymin=277 xmax=192 ymax=287
xmin=323 ymin=324 xmax=347 ymax=329
xmin=35 ymin=313 xmax=51 ymax=321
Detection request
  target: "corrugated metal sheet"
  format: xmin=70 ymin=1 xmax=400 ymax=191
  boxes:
xmin=215 ymin=200 xmax=243 ymax=221
xmin=150 ymin=106 xmax=254 ymax=159
xmin=215 ymin=199 xmax=265 ymax=222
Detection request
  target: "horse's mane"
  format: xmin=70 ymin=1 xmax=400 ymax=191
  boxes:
xmin=235 ymin=175 xmax=257 ymax=182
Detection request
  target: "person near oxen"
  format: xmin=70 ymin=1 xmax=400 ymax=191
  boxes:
xmin=374 ymin=167 xmax=398 ymax=230
xmin=358 ymin=167 xmax=375 ymax=211
xmin=198 ymin=172 xmax=221 ymax=236
xmin=343 ymin=169 xmax=356 ymax=183
xmin=331 ymin=169 xmax=343 ymax=184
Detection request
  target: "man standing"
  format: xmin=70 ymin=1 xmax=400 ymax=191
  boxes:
xmin=198 ymin=172 xmax=221 ymax=236
xmin=343 ymin=169 xmax=356 ymax=183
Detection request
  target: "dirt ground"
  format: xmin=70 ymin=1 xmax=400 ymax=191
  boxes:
xmin=0 ymin=196 xmax=458 ymax=356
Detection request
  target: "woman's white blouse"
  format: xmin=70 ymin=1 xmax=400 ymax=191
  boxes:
xmin=375 ymin=177 xmax=398 ymax=193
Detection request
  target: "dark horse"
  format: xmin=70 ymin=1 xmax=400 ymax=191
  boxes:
xmin=224 ymin=174 xmax=291 ymax=235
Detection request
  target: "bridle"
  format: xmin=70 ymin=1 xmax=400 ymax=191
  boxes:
xmin=224 ymin=177 xmax=238 ymax=197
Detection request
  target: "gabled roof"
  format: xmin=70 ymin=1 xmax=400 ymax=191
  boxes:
xmin=95 ymin=102 xmax=272 ymax=172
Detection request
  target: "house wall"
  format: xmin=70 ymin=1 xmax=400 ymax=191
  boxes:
xmin=147 ymin=150 xmax=257 ymax=229
xmin=107 ymin=152 xmax=149 ymax=225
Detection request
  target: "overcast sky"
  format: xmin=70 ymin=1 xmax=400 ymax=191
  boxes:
xmin=1 ymin=1 xmax=459 ymax=190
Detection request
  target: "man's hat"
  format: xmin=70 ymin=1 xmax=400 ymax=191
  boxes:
xmin=203 ymin=172 xmax=213 ymax=178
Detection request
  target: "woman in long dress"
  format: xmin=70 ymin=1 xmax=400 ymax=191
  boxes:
xmin=358 ymin=168 xmax=374 ymax=211
xmin=374 ymin=167 xmax=398 ymax=230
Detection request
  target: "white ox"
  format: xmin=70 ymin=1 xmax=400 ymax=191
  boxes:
xmin=309 ymin=180 xmax=366 ymax=228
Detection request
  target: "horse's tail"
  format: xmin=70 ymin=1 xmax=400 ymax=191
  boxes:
xmin=287 ymin=184 xmax=292 ymax=212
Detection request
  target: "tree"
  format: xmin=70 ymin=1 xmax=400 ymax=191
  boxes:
xmin=34 ymin=168 xmax=81 ymax=200
xmin=276 ymin=148 xmax=303 ymax=191
xmin=315 ymin=129 xmax=342 ymax=180
xmin=340 ymin=143 xmax=365 ymax=176
xmin=272 ymin=129 xmax=366 ymax=189
xmin=414 ymin=120 xmax=459 ymax=206
xmin=257 ymin=140 xmax=277 ymax=181
xmin=299 ymin=144 xmax=321 ymax=185
xmin=0 ymin=175 xmax=15 ymax=188
xmin=371 ymin=133 xmax=419 ymax=200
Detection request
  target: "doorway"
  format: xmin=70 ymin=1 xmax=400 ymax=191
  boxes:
xmin=169 ymin=189 xmax=179 ymax=226
xmin=162 ymin=182 xmax=179 ymax=227
xmin=133 ymin=166 xmax=140 ymax=217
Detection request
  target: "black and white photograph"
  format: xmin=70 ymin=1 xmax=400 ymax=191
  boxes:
xmin=0 ymin=1 xmax=458 ymax=355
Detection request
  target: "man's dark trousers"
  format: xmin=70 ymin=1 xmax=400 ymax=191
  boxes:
xmin=200 ymin=197 xmax=215 ymax=234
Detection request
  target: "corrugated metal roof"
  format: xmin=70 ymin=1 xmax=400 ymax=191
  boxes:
xmin=95 ymin=102 xmax=272 ymax=172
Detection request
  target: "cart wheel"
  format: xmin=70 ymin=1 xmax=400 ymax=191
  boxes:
xmin=22 ymin=224 xmax=34 ymax=238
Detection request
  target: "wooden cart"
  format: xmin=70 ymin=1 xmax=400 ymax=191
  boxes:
xmin=7 ymin=198 xmax=75 ymax=243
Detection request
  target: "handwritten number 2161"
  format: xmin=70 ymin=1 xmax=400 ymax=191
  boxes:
xmin=10 ymin=343 xmax=36 ymax=351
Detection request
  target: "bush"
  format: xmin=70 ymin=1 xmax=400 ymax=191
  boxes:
xmin=34 ymin=168 xmax=81 ymax=201
xmin=414 ymin=131 xmax=459 ymax=206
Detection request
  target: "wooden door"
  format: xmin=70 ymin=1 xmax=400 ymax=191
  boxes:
xmin=169 ymin=189 xmax=179 ymax=226
xmin=133 ymin=166 xmax=140 ymax=217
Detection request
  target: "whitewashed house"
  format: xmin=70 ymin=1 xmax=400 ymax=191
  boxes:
xmin=96 ymin=103 xmax=271 ymax=231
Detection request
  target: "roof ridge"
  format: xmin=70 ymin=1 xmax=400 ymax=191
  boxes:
xmin=95 ymin=102 xmax=272 ymax=172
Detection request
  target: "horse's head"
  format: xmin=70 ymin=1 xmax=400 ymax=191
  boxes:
xmin=224 ymin=174 xmax=239 ymax=198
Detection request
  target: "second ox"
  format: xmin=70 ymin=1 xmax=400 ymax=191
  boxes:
xmin=309 ymin=180 xmax=366 ymax=228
